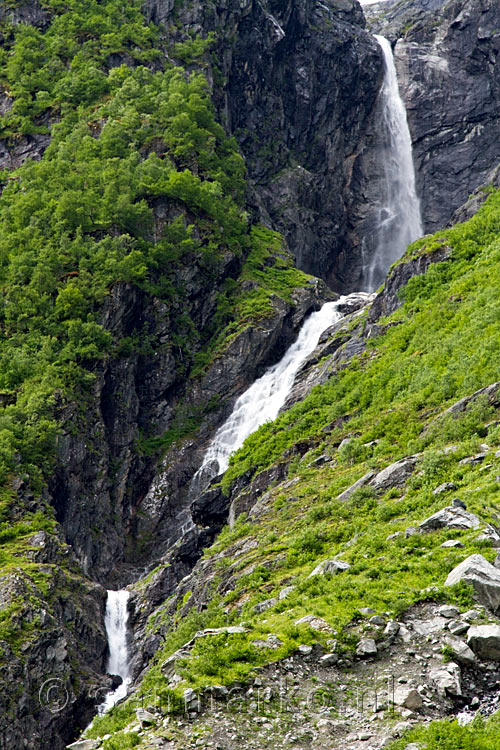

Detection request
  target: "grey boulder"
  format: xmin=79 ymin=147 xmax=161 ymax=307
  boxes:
xmin=467 ymin=625 xmax=500 ymax=660
xmin=442 ymin=636 xmax=476 ymax=665
xmin=392 ymin=687 xmax=423 ymax=711
xmin=370 ymin=455 xmax=419 ymax=491
xmin=309 ymin=559 xmax=350 ymax=577
xmin=444 ymin=554 xmax=500 ymax=611
xmin=420 ymin=507 xmax=481 ymax=532
xmin=356 ymin=638 xmax=377 ymax=657
xmin=429 ymin=662 xmax=462 ymax=697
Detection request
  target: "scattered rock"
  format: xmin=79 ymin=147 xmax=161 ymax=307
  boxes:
xmin=429 ymin=662 xmax=462 ymax=697
xmin=370 ymin=455 xmax=420 ymax=491
xmin=384 ymin=620 xmax=400 ymax=637
xmin=441 ymin=540 xmax=464 ymax=548
xmin=443 ymin=383 xmax=500 ymax=416
xmin=405 ymin=526 xmax=419 ymax=538
xmin=136 ymin=708 xmax=156 ymax=726
xmin=279 ymin=585 xmax=295 ymax=600
xmin=252 ymin=635 xmax=283 ymax=650
xmin=447 ymin=620 xmax=470 ymax=636
xmin=467 ymin=625 xmax=500 ymax=660
xmin=387 ymin=531 xmax=403 ymax=541
xmin=444 ymin=554 xmax=500 ymax=611
xmin=392 ymin=687 xmax=423 ymax=711
xmin=66 ymin=742 xmax=100 ymax=750
xmin=369 ymin=615 xmax=386 ymax=627
xmin=356 ymin=638 xmax=377 ymax=658
xmin=462 ymin=609 xmax=482 ymax=622
xmin=253 ymin=597 xmax=278 ymax=613
xmin=320 ymin=652 xmax=338 ymax=666
xmin=442 ymin=636 xmax=476 ymax=665
xmin=298 ymin=644 xmax=313 ymax=655
xmin=206 ymin=685 xmax=229 ymax=698
xmin=438 ymin=605 xmax=460 ymax=618
xmin=459 ymin=453 xmax=488 ymax=466
xmin=474 ymin=527 xmax=500 ymax=548
xmin=419 ymin=507 xmax=481 ymax=532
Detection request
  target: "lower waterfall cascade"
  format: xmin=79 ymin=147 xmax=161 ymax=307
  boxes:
xmin=363 ymin=34 xmax=423 ymax=292
xmin=99 ymin=590 xmax=131 ymax=713
xmin=192 ymin=297 xmax=351 ymax=493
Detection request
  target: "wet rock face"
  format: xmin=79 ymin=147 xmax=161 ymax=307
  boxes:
xmin=369 ymin=0 xmax=500 ymax=234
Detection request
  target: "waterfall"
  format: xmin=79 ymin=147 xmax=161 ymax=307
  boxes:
xmin=364 ymin=35 xmax=423 ymax=292
xmin=191 ymin=299 xmax=346 ymax=493
xmin=99 ymin=590 xmax=131 ymax=713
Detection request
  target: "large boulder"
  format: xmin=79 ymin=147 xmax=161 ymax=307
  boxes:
xmin=356 ymin=638 xmax=377 ymax=658
xmin=444 ymin=554 xmax=500 ymax=611
xmin=370 ymin=455 xmax=419 ymax=491
xmin=467 ymin=625 xmax=500 ymax=661
xmin=419 ymin=507 xmax=481 ymax=533
xmin=392 ymin=687 xmax=423 ymax=711
xmin=309 ymin=559 xmax=350 ymax=577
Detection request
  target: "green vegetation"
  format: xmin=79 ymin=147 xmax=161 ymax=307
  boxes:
xmin=87 ymin=186 xmax=500 ymax=742
xmin=0 ymin=0 xmax=318 ymax=662
xmin=222 ymin=188 xmax=500 ymax=491
xmin=392 ymin=714 xmax=500 ymax=749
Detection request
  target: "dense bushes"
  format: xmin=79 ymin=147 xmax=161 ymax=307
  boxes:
xmin=0 ymin=0 xmax=316 ymax=658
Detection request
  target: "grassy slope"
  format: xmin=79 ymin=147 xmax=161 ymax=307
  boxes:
xmin=88 ymin=189 xmax=500 ymax=746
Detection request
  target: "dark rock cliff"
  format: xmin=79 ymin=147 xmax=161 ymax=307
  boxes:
xmin=143 ymin=0 xmax=384 ymax=291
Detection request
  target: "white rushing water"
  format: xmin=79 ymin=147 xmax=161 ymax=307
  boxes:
xmin=364 ymin=35 xmax=423 ymax=292
xmin=99 ymin=590 xmax=131 ymax=713
xmin=192 ymin=299 xmax=346 ymax=491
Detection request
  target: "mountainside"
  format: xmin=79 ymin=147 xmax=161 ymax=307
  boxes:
xmin=1 ymin=1 xmax=500 ymax=749
xmin=88 ymin=167 xmax=500 ymax=750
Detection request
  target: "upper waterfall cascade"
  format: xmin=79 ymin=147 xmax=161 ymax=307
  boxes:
xmin=364 ymin=35 xmax=423 ymax=292
xmin=192 ymin=299 xmax=349 ymax=492
xmin=100 ymin=590 xmax=131 ymax=713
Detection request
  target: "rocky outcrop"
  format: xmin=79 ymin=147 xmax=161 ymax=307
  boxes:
xmin=367 ymin=0 xmax=500 ymax=234
xmin=467 ymin=624 xmax=500 ymax=660
xmin=47 ymin=267 xmax=328 ymax=587
xmin=367 ymin=243 xmax=452 ymax=322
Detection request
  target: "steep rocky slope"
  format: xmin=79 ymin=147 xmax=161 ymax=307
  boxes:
xmin=1 ymin=0 xmax=500 ymax=749
xmin=81 ymin=182 xmax=500 ymax=750
xmin=0 ymin=0 xmax=381 ymax=747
